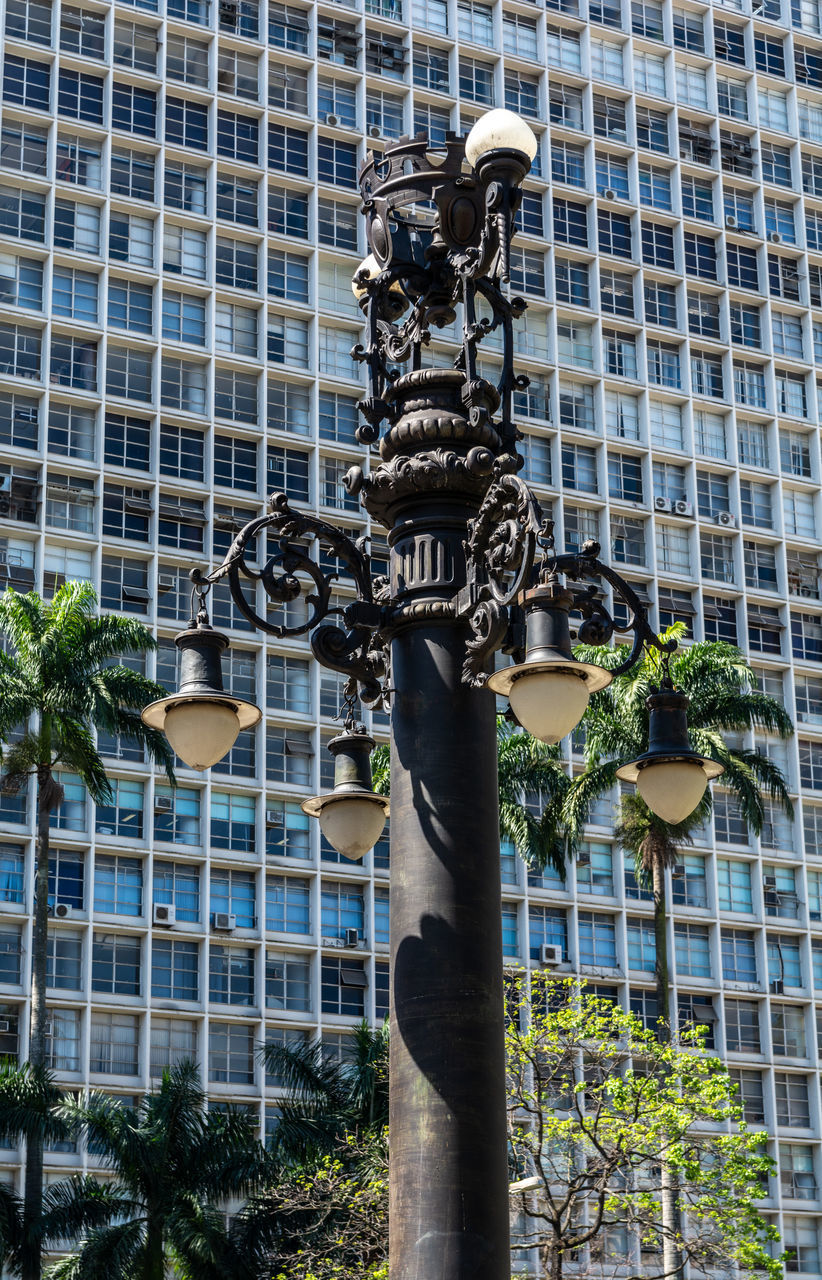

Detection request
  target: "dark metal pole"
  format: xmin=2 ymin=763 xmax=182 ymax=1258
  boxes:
xmin=390 ymin=623 xmax=509 ymax=1280
xmin=365 ymin=370 xmax=512 ymax=1280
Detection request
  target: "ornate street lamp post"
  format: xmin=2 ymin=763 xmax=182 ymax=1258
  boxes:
xmin=144 ymin=110 xmax=724 ymax=1280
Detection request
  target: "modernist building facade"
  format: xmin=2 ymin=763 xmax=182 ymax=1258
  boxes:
xmin=0 ymin=0 xmax=821 ymax=1264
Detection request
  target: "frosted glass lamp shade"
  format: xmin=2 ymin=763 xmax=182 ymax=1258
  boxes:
xmin=465 ymin=110 xmax=538 ymax=168
xmin=163 ymin=699 xmax=242 ymax=770
xmin=636 ymin=760 xmax=709 ymax=824
xmin=352 ymin=253 xmax=380 ymax=298
xmin=318 ymin=794 xmax=388 ymax=860
xmin=508 ymin=669 xmax=590 ymax=744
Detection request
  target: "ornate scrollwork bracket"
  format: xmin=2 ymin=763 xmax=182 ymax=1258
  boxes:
xmin=193 ymin=493 xmax=391 ymax=709
xmin=456 ymin=482 xmax=676 ymax=690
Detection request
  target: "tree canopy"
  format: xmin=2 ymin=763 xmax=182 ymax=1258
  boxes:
xmin=506 ymin=973 xmax=781 ymax=1280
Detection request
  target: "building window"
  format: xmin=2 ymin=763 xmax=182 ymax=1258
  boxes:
xmin=90 ymin=1012 xmax=139 ymax=1075
xmin=266 ymin=875 xmax=310 ymax=934
xmin=725 ymin=999 xmax=760 ymax=1052
xmin=93 ymin=855 xmax=142 ymax=916
xmin=210 ymin=867 xmax=255 ymax=928
xmin=717 ymin=859 xmax=752 ymax=912
xmin=321 ymin=957 xmax=367 ymax=1015
xmin=150 ymin=1017 xmax=197 ymax=1078
xmin=578 ymin=912 xmax=617 ymax=966
xmin=266 ymin=951 xmax=311 ymax=1011
xmin=153 ymin=861 xmax=200 ymax=923
xmin=91 ymin=933 xmax=141 ymax=995
xmin=95 ymin=778 xmax=144 ymax=839
xmin=321 ymin=881 xmax=364 ymax=942
xmin=209 ymin=1022 xmax=254 ymax=1084
xmin=626 ymin=917 xmax=655 ymax=971
xmin=209 ymin=944 xmax=254 ymax=1005
xmin=721 ymin=928 xmax=757 ymax=982
xmin=151 ymin=938 xmax=199 ymax=1000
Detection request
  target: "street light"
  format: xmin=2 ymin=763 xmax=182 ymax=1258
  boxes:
xmin=144 ymin=113 xmax=724 ymax=1280
xmin=616 ymin=686 xmax=724 ymax=823
xmin=302 ymin=722 xmax=389 ymax=860
xmin=141 ymin=619 xmax=260 ymax=769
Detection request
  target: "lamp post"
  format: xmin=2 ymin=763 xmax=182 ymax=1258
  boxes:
xmin=143 ymin=111 xmax=724 ymax=1280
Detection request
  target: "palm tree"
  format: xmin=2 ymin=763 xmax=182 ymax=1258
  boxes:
xmin=261 ymin=1019 xmax=389 ymax=1166
xmin=0 ymin=582 xmax=174 ymax=1280
xmin=47 ymin=1062 xmax=270 ymax=1280
xmin=0 ymin=1063 xmax=116 ymax=1277
xmin=372 ymin=715 xmax=571 ymax=873
xmin=560 ymin=627 xmax=794 ymax=1031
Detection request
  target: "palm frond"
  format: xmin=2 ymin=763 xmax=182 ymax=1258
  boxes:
xmin=38 ymin=1178 xmax=136 ymax=1248
xmin=43 ymin=1217 xmax=144 ymax=1280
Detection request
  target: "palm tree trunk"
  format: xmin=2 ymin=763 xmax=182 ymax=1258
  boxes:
xmin=142 ymin=1218 xmax=165 ymax=1280
xmin=651 ymin=855 xmax=682 ymax=1280
xmin=651 ymin=855 xmax=670 ymax=1034
xmin=22 ymin=770 xmax=51 ymax=1280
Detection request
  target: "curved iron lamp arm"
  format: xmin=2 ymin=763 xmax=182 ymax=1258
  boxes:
xmin=457 ymin=472 xmax=676 ymax=687
xmin=191 ymin=492 xmax=389 ymax=707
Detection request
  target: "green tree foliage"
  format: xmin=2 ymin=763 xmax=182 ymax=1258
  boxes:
xmin=240 ymin=1141 xmax=388 ymax=1280
xmin=0 ymin=1064 xmax=114 ymax=1277
xmin=549 ymin=630 xmax=794 ymax=1027
xmin=262 ymin=1021 xmax=389 ymax=1166
xmin=0 ymin=583 xmax=174 ymax=1280
xmin=506 ymin=974 xmax=781 ymax=1280
xmin=45 ymin=1063 xmax=269 ymax=1280
xmin=562 ymin=627 xmax=794 ymax=869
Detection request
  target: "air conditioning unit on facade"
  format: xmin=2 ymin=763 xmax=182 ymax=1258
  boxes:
xmin=725 ymin=215 xmax=738 ymax=229
xmin=154 ymin=903 xmax=176 ymax=926
xmin=716 ymin=510 xmax=737 ymax=528
xmin=265 ymin=809 xmax=283 ymax=827
xmin=603 ymin=187 xmax=617 ymax=201
xmin=654 ymin=496 xmax=673 ymax=512
xmin=674 ymin=499 xmax=694 ymax=517
xmin=345 ymin=927 xmax=360 ymax=947
xmin=213 ymin=912 xmax=236 ymax=931
xmin=54 ymin=903 xmax=70 ymax=918
xmin=154 ymin=794 xmax=174 ymax=812
xmin=540 ymin=943 xmax=563 ymax=967
xmin=325 ymin=113 xmax=339 ymax=127
xmin=769 ymin=231 xmax=782 ymax=244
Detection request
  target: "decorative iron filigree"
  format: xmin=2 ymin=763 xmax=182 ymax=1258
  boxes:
xmin=354 ymin=131 xmax=528 ymax=458
xmin=457 ymin=501 xmax=676 ymax=688
xmin=193 ymin=493 xmax=389 ymax=708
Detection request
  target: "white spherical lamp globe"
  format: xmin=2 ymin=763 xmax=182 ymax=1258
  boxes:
xmin=465 ymin=109 xmax=538 ymax=168
xmin=351 ymin=253 xmax=380 ymax=298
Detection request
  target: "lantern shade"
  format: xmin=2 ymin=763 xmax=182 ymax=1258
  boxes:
xmin=352 ymin=253 xmax=380 ymax=298
xmin=507 ymin=668 xmax=591 ymax=744
xmin=141 ymin=623 xmax=261 ymax=769
xmin=487 ymin=579 xmax=611 ymax=742
xmin=616 ymin=687 xmax=724 ymax=823
xmin=465 ymin=109 xmax=539 ymax=167
xmin=162 ymin=700 xmax=243 ymax=770
xmin=635 ymin=760 xmax=711 ymax=824
xmin=302 ymin=727 xmax=390 ymax=860
xmin=317 ymin=793 xmax=390 ymax=860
